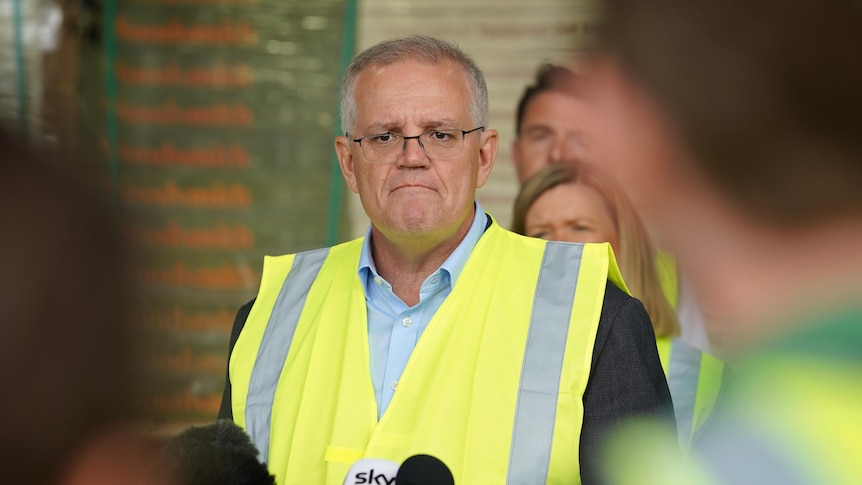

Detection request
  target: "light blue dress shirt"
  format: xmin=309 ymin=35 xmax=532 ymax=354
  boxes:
xmin=358 ymin=201 xmax=489 ymax=419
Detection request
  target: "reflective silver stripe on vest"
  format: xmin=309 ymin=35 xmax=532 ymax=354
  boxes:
xmin=667 ymin=339 xmax=702 ymax=448
xmin=245 ymin=248 xmax=329 ymax=464
xmin=508 ymin=241 xmax=584 ymax=484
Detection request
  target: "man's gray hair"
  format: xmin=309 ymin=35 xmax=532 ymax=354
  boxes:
xmin=340 ymin=35 xmax=489 ymax=135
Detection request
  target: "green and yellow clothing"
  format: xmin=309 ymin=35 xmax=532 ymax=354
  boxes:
xmin=656 ymin=337 xmax=724 ymax=450
xmin=655 ymin=251 xmax=724 ymax=450
xmin=603 ymin=308 xmax=862 ymax=485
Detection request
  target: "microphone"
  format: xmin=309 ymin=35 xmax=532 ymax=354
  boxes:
xmin=396 ymin=454 xmax=455 ymax=485
xmin=342 ymin=458 xmax=399 ymax=485
xmin=158 ymin=420 xmax=276 ymax=485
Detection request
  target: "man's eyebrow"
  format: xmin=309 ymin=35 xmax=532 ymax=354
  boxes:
xmin=362 ymin=123 xmax=397 ymax=134
xmin=424 ymin=119 xmax=461 ymax=129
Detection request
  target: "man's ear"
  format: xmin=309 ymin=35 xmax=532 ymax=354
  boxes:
xmin=335 ymin=136 xmax=359 ymax=193
xmin=476 ymin=129 xmax=499 ymax=188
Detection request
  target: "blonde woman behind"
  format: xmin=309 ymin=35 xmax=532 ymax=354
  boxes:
xmin=512 ymin=161 xmax=724 ymax=450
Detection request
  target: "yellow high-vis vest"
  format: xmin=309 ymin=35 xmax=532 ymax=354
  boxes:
xmin=656 ymin=337 xmax=724 ymax=450
xmin=229 ymin=222 xmax=625 ymax=485
xmin=655 ymin=252 xmax=725 ymax=451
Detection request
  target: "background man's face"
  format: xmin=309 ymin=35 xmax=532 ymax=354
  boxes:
xmin=336 ymin=59 xmax=496 ymax=240
xmin=512 ymin=91 xmax=605 ymax=183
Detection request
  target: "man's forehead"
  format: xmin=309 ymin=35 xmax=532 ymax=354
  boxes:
xmin=352 ymin=60 xmax=470 ymax=98
xmin=521 ymin=91 xmax=596 ymax=129
xmin=351 ymin=60 xmax=473 ymax=131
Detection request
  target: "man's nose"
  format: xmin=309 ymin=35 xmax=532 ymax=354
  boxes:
xmin=399 ymin=136 xmax=428 ymax=166
xmin=549 ymin=137 xmax=572 ymax=162
xmin=551 ymin=135 xmax=585 ymax=162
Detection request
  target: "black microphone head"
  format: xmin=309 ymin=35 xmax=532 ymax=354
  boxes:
xmin=159 ymin=420 xmax=276 ymax=485
xmin=396 ymin=454 xmax=454 ymax=485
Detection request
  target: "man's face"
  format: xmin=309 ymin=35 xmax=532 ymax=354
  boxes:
xmin=335 ymin=59 xmax=498 ymax=242
xmin=512 ymin=91 xmax=605 ymax=183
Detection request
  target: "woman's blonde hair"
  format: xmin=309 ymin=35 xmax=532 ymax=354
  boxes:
xmin=512 ymin=161 xmax=680 ymax=338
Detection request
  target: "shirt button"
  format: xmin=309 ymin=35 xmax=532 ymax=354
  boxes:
xmin=390 ymin=380 xmax=399 ymax=391
xmin=402 ymin=317 xmax=412 ymax=327
xmin=373 ymin=276 xmax=382 ymax=285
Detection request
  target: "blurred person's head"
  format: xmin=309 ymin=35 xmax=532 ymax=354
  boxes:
xmin=512 ymin=161 xmax=679 ymax=338
xmin=0 ymin=128 xmax=144 ymax=484
xmin=581 ymin=0 xmax=862 ymax=339
xmin=511 ymin=64 xmax=608 ymax=184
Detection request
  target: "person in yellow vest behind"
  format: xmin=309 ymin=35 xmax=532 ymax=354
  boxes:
xmin=217 ymin=35 xmax=672 ymax=485
xmin=511 ymin=160 xmax=724 ymax=451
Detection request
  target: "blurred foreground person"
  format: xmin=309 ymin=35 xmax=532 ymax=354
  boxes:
xmin=0 ymin=128 xmax=152 ymax=484
xmin=512 ymin=161 xmax=723 ymax=451
xmin=579 ymin=0 xmax=862 ymax=483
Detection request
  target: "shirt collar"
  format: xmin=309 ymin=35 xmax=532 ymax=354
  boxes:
xmin=358 ymin=200 xmax=489 ymax=292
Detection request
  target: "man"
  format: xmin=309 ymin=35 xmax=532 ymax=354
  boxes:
xmin=511 ymin=64 xmax=602 ymax=184
xmin=577 ymin=0 xmax=862 ymax=483
xmin=512 ymin=63 xmax=713 ymax=355
xmin=218 ymin=35 xmax=671 ymax=485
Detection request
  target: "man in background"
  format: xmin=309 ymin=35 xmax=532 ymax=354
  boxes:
xmin=581 ymin=0 xmax=862 ymax=483
xmin=511 ymin=64 xmax=599 ymax=184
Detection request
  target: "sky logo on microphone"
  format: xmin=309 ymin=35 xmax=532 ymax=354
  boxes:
xmin=352 ymin=469 xmax=396 ymax=484
xmin=343 ymin=458 xmax=399 ymax=485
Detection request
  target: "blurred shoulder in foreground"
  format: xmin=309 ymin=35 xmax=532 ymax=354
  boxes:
xmin=577 ymin=0 xmax=862 ymax=483
xmin=0 ymin=127 xmax=153 ymax=485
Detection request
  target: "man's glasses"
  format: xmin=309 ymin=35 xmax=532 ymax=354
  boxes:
xmin=349 ymin=126 xmax=484 ymax=164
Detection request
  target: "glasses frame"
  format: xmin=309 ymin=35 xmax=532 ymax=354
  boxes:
xmin=348 ymin=126 xmax=484 ymax=163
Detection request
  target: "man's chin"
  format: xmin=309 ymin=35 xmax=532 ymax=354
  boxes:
xmin=382 ymin=210 xmax=442 ymax=237
xmin=394 ymin=214 xmax=435 ymax=235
